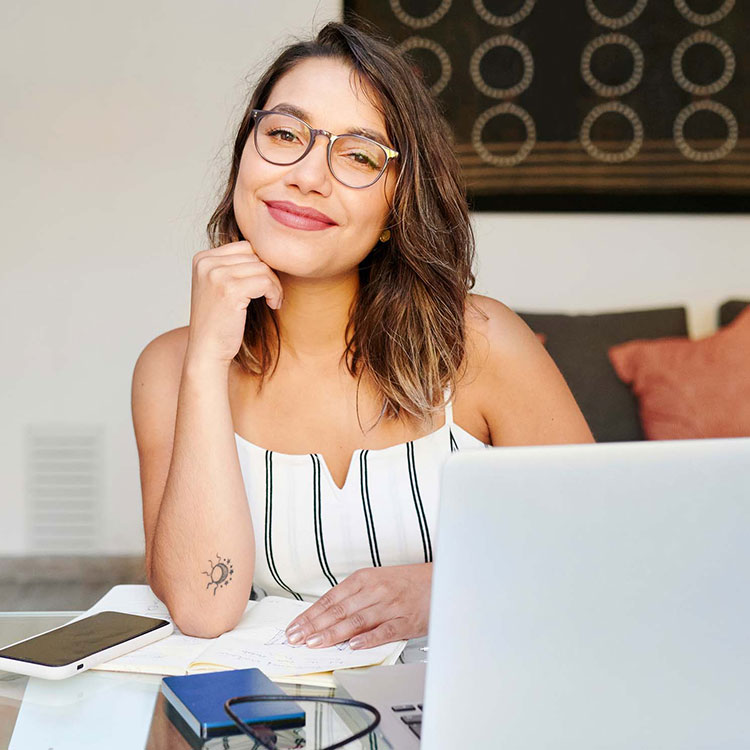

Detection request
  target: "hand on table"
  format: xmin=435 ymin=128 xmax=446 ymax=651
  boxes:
xmin=285 ymin=563 xmax=432 ymax=650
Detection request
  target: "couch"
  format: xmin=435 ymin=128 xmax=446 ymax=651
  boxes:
xmin=518 ymin=299 xmax=750 ymax=443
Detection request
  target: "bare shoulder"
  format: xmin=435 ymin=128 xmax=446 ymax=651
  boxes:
xmin=133 ymin=326 xmax=190 ymax=386
xmin=131 ymin=326 xmax=190 ymax=454
xmin=461 ymin=294 xmax=545 ymax=389
xmin=458 ymin=294 xmax=593 ymax=446
xmin=464 ymin=294 xmax=537 ymax=357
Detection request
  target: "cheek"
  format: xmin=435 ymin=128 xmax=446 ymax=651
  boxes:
xmin=235 ymin=150 xmax=261 ymax=203
xmin=232 ymin=153 xmax=272 ymax=238
xmin=350 ymin=186 xmax=393 ymax=237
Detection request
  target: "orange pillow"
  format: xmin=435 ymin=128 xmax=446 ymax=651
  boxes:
xmin=608 ymin=306 xmax=750 ymax=440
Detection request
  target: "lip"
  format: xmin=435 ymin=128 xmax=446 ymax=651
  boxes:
xmin=264 ymin=200 xmax=338 ymax=231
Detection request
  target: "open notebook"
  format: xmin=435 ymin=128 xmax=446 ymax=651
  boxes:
xmin=81 ymin=585 xmax=404 ymax=688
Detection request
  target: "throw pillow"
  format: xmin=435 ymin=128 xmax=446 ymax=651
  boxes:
xmin=519 ymin=308 xmax=688 ymax=442
xmin=719 ymin=299 xmax=749 ymax=328
xmin=608 ymin=306 xmax=750 ymax=440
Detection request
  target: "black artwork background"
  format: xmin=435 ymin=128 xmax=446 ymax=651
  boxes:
xmin=344 ymin=0 xmax=749 ymax=212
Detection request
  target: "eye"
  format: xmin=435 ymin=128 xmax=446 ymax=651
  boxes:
xmin=332 ymin=134 xmax=385 ymax=171
xmin=349 ymin=151 xmax=378 ymax=168
xmin=266 ymin=127 xmax=301 ymax=144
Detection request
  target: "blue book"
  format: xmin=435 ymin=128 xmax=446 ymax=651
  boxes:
xmin=161 ymin=668 xmax=305 ymax=740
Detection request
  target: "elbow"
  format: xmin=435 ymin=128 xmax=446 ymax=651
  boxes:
xmin=144 ymin=566 xmax=231 ymax=637
xmin=160 ymin=578 xmax=252 ymax=638
xmin=168 ymin=602 xmax=241 ymax=639
xmin=145 ymin=556 xmax=168 ymax=605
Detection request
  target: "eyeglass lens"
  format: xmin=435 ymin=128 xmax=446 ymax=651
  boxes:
xmin=255 ymin=112 xmax=387 ymax=188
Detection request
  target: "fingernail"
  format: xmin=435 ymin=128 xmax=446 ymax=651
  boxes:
xmin=287 ymin=631 xmax=303 ymax=645
xmin=306 ymin=635 xmax=322 ymax=648
xmin=349 ymin=637 xmax=364 ymax=650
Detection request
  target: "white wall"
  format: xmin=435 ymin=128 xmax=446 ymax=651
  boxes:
xmin=1 ymin=0 xmax=747 ymax=555
xmin=472 ymin=213 xmax=750 ymax=339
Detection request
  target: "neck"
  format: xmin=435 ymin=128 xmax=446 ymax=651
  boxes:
xmin=274 ymin=270 xmax=359 ymax=362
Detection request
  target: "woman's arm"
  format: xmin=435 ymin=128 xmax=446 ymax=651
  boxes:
xmin=132 ymin=328 xmax=254 ymax=638
xmin=133 ymin=242 xmax=283 ymax=637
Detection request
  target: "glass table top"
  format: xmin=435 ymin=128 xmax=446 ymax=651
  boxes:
xmin=0 ymin=612 xmax=397 ymax=750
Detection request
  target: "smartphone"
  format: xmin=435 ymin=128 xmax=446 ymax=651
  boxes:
xmin=0 ymin=610 xmax=173 ymax=680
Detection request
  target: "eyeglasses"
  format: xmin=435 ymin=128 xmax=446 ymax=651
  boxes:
xmin=250 ymin=109 xmax=399 ymax=189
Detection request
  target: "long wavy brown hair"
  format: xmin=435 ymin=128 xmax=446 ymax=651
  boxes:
xmin=207 ymin=21 xmax=475 ymax=424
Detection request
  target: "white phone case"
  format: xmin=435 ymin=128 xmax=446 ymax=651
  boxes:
xmin=0 ymin=612 xmax=174 ymax=680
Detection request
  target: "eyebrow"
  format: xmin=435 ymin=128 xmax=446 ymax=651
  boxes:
xmin=269 ymin=102 xmax=392 ymax=147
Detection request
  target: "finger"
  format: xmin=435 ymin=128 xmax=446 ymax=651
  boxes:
xmin=194 ymin=253 xmax=259 ymax=277
xmin=348 ymin=617 xmax=408 ymax=650
xmin=197 ymin=241 xmax=256 ymax=258
xmin=286 ymin=577 xmax=367 ymax=641
xmin=211 ymin=253 xmax=260 ymax=266
xmin=227 ymin=270 xmax=283 ymax=310
xmin=304 ymin=603 xmax=391 ymax=649
xmin=291 ymin=588 xmax=378 ymax=646
xmin=210 ymin=262 xmax=282 ymax=309
xmin=239 ymin=264 xmax=284 ymax=309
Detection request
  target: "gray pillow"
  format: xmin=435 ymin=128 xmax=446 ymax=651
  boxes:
xmin=719 ymin=300 xmax=749 ymax=328
xmin=518 ymin=307 xmax=688 ymax=443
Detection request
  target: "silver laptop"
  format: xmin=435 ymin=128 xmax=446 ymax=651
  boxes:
xmin=335 ymin=438 xmax=750 ymax=749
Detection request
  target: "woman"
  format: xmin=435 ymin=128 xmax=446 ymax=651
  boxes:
xmin=132 ymin=22 xmax=592 ymax=648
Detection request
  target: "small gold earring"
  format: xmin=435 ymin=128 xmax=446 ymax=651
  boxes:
xmin=379 ymin=229 xmax=391 ymax=243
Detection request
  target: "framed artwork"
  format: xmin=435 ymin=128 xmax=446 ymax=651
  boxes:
xmin=344 ymin=0 xmax=748 ymax=212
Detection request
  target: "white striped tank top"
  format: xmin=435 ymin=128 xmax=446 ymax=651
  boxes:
xmin=234 ymin=400 xmax=487 ymax=601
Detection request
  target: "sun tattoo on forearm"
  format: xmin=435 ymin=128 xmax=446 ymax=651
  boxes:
xmin=201 ymin=554 xmax=234 ymax=595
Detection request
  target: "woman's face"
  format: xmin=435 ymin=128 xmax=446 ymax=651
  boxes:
xmin=233 ymin=57 xmax=396 ymax=279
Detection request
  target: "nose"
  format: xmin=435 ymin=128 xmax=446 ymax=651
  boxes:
xmin=284 ymin=133 xmax=332 ymax=196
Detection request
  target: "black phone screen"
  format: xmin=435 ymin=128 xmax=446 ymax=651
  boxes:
xmin=0 ymin=611 xmax=169 ymax=666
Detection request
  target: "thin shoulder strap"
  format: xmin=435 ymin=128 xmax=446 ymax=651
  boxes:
xmin=444 ymin=388 xmax=459 ymax=453
xmin=443 ymin=388 xmax=454 ymax=428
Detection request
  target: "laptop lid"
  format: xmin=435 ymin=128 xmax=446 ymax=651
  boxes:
xmin=421 ymin=438 xmax=750 ymax=750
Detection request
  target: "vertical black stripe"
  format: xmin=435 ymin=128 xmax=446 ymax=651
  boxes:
xmin=311 ymin=455 xmax=338 ymax=588
xmin=264 ymin=450 xmax=302 ymax=601
xmin=406 ymin=442 xmax=433 ymax=563
xmin=449 ymin=428 xmax=459 ymax=453
xmin=359 ymin=450 xmax=382 ymax=567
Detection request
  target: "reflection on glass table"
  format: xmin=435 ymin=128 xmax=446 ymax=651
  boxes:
xmin=0 ymin=612 xmax=393 ymax=750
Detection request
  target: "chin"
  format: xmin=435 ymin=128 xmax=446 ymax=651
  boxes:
xmin=249 ymin=233 xmax=333 ymax=278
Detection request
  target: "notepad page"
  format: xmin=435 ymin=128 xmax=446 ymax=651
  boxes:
xmin=190 ymin=626 xmax=404 ymax=677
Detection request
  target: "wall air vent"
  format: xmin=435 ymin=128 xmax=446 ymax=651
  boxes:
xmin=27 ymin=424 xmax=103 ymax=554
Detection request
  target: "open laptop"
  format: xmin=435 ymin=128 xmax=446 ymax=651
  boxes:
xmin=335 ymin=438 xmax=750 ymax=749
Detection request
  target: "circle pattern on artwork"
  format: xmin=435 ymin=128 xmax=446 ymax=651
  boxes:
xmin=585 ymin=0 xmax=649 ymax=29
xmin=472 ymin=0 xmax=536 ymax=27
xmin=673 ymin=100 xmax=738 ymax=162
xmin=397 ymin=36 xmax=453 ymax=95
xmin=472 ymin=103 xmax=536 ymax=167
xmin=674 ymin=0 xmax=735 ymax=27
xmin=390 ymin=0 xmax=452 ymax=29
xmin=470 ymin=35 xmax=534 ymax=99
xmin=671 ymin=31 xmax=735 ymax=96
xmin=581 ymin=33 xmax=644 ymax=97
xmin=580 ymin=102 xmax=644 ymax=163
